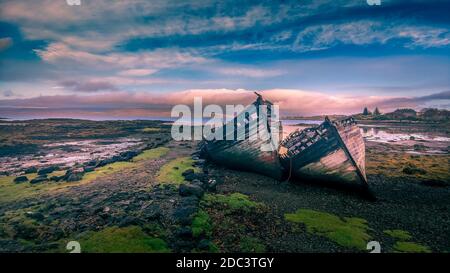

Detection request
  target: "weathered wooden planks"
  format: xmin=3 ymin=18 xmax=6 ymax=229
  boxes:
xmin=202 ymin=93 xmax=368 ymax=189
xmin=203 ymin=94 xmax=283 ymax=179
xmin=279 ymin=116 xmax=368 ymax=187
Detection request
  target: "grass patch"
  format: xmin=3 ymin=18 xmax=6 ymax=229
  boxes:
xmin=285 ymin=209 xmax=371 ymax=250
xmin=191 ymin=210 xmax=212 ymax=238
xmin=132 ymin=147 xmax=169 ymax=162
xmin=202 ymin=193 xmax=263 ymax=214
xmin=208 ymin=242 xmax=219 ymax=253
xmin=384 ymin=229 xmax=412 ymax=241
xmin=0 ymin=147 xmax=171 ymax=203
xmin=0 ymin=162 xmax=136 ymax=204
xmin=141 ymin=223 xmax=167 ymax=239
xmin=141 ymin=127 xmax=161 ymax=133
xmin=197 ymin=193 xmax=268 ymax=253
xmin=393 ymin=241 xmax=431 ymax=253
xmin=156 ymin=157 xmax=199 ymax=184
xmin=366 ymin=149 xmax=449 ymax=182
xmin=78 ymin=147 xmax=172 ymax=184
xmin=78 ymin=226 xmax=170 ymax=253
xmin=384 ymin=229 xmax=431 ymax=253
xmin=77 ymin=161 xmax=135 ymax=184
xmin=240 ymin=236 xmax=266 ymax=253
xmin=0 ymin=173 xmax=43 ymax=203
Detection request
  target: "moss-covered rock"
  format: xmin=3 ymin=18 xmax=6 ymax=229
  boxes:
xmin=239 ymin=236 xmax=266 ymax=253
xmin=384 ymin=229 xmax=412 ymax=241
xmin=393 ymin=241 xmax=431 ymax=253
xmin=78 ymin=226 xmax=170 ymax=253
xmin=191 ymin=210 xmax=212 ymax=238
xmin=202 ymin=193 xmax=263 ymax=214
xmin=156 ymin=157 xmax=200 ymax=184
xmin=285 ymin=209 xmax=372 ymax=250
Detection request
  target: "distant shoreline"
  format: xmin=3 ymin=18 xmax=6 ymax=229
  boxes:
xmin=356 ymin=119 xmax=450 ymax=126
xmin=1 ymin=115 xmax=448 ymax=129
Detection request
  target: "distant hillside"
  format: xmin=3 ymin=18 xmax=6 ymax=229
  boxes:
xmin=282 ymin=114 xmax=347 ymax=121
xmin=353 ymin=108 xmax=450 ymax=122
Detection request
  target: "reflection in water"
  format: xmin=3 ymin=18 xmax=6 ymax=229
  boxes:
xmin=361 ymin=127 xmax=450 ymax=143
xmin=0 ymin=138 xmax=143 ymax=175
xmin=280 ymin=120 xmax=449 ymax=155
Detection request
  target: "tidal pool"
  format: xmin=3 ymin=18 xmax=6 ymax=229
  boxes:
xmin=0 ymin=138 xmax=143 ymax=175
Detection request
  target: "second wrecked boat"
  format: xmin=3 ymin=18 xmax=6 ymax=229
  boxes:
xmin=279 ymin=117 xmax=368 ymax=189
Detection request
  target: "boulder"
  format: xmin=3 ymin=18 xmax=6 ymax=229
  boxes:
xmin=193 ymin=159 xmax=206 ymax=167
xmin=179 ymin=183 xmax=204 ymax=198
xmin=184 ymin=174 xmax=197 ymax=182
xmin=24 ymin=166 xmax=37 ymax=174
xmin=30 ymin=176 xmax=49 ymax=184
xmin=25 ymin=211 xmax=44 ymax=221
xmin=173 ymin=196 xmax=199 ymax=225
xmin=182 ymin=169 xmax=195 ymax=177
xmin=50 ymin=175 xmax=64 ymax=182
xmin=119 ymin=150 xmax=139 ymax=161
xmin=118 ymin=216 xmax=142 ymax=227
xmin=14 ymin=176 xmax=28 ymax=183
xmin=175 ymin=227 xmax=193 ymax=238
xmin=63 ymin=168 xmax=85 ymax=182
xmin=86 ymin=159 xmax=99 ymax=167
xmin=191 ymin=179 xmax=207 ymax=190
xmin=66 ymin=171 xmax=84 ymax=182
xmin=197 ymin=239 xmax=212 ymax=250
xmin=83 ymin=166 xmax=96 ymax=172
xmin=37 ymin=166 xmax=59 ymax=175
xmin=142 ymin=204 xmax=163 ymax=220
xmin=402 ymin=164 xmax=426 ymax=175
xmin=97 ymin=158 xmax=114 ymax=167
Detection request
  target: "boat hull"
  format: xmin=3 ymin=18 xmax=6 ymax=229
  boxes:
xmin=279 ymin=117 xmax=367 ymax=187
xmin=203 ymin=94 xmax=283 ymax=180
xmin=205 ymin=138 xmax=283 ymax=179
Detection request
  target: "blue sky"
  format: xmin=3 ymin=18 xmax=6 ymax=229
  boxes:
xmin=0 ymin=0 xmax=449 ymax=118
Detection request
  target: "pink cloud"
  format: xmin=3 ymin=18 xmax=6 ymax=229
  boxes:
xmin=1 ymin=88 xmax=442 ymax=119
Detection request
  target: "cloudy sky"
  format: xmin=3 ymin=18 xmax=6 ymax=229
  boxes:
xmin=0 ymin=0 xmax=449 ymax=119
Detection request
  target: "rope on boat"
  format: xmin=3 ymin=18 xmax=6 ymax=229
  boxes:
xmin=285 ymin=157 xmax=293 ymax=182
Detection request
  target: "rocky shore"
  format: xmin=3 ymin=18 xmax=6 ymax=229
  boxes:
xmin=0 ymin=119 xmax=449 ymax=253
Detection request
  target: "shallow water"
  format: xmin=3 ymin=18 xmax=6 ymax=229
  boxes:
xmin=0 ymin=138 xmax=143 ymax=175
xmin=361 ymin=127 xmax=449 ymax=155
xmin=281 ymin=120 xmax=449 ymax=155
xmin=360 ymin=127 xmax=450 ymax=143
xmin=281 ymin=120 xmax=321 ymax=139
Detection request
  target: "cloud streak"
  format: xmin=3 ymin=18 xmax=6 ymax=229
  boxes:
xmin=59 ymin=80 xmax=119 ymax=93
xmin=293 ymin=21 xmax=450 ymax=52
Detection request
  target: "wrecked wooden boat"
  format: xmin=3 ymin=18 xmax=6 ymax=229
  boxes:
xmin=278 ymin=117 xmax=368 ymax=188
xmin=202 ymin=93 xmax=284 ymax=179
